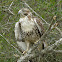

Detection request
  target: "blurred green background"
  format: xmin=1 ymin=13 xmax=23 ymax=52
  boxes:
xmin=0 ymin=0 xmax=62 ymax=62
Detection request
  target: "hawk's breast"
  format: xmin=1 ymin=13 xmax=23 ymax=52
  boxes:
xmin=21 ymin=17 xmax=41 ymax=43
xmin=21 ymin=21 xmax=34 ymax=32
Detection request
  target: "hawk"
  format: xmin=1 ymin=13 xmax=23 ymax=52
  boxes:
xmin=15 ymin=8 xmax=45 ymax=54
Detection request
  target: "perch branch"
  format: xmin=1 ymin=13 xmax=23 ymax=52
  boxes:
xmin=17 ymin=38 xmax=62 ymax=62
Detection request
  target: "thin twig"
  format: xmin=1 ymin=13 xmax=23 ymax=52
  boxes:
xmin=53 ymin=50 xmax=62 ymax=53
xmin=0 ymin=34 xmax=21 ymax=54
xmin=8 ymin=2 xmax=13 ymax=9
xmin=7 ymin=1 xmax=15 ymax=15
xmin=55 ymin=27 xmax=62 ymax=37
xmin=17 ymin=16 xmax=56 ymax=62
xmin=17 ymin=38 xmax=62 ymax=62
xmin=8 ymin=9 xmax=15 ymax=15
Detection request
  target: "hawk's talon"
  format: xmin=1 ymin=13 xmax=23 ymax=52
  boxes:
xmin=34 ymin=41 xmax=39 ymax=44
xmin=22 ymin=49 xmax=29 ymax=54
xmin=22 ymin=51 xmax=27 ymax=54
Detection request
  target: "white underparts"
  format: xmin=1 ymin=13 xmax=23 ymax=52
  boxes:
xmin=17 ymin=41 xmax=27 ymax=51
xmin=20 ymin=16 xmax=35 ymax=32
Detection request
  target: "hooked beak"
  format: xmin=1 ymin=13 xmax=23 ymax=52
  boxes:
xmin=18 ymin=10 xmax=22 ymax=14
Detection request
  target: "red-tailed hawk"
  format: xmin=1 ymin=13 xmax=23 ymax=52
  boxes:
xmin=15 ymin=8 xmax=44 ymax=54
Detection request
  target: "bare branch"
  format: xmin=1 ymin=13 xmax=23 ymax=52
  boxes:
xmin=17 ymin=54 xmax=34 ymax=62
xmin=55 ymin=27 xmax=62 ymax=37
xmin=7 ymin=1 xmax=15 ymax=15
xmin=47 ymin=38 xmax=62 ymax=50
xmin=17 ymin=38 xmax=62 ymax=62
xmin=53 ymin=50 xmax=62 ymax=53
xmin=8 ymin=9 xmax=15 ymax=15
xmin=3 ymin=1 xmax=15 ymax=15
xmin=8 ymin=2 xmax=13 ymax=9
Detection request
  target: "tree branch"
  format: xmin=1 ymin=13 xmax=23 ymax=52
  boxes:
xmin=17 ymin=38 xmax=62 ymax=62
xmin=7 ymin=1 xmax=15 ymax=15
xmin=53 ymin=50 xmax=62 ymax=53
xmin=55 ymin=27 xmax=62 ymax=37
xmin=3 ymin=1 xmax=15 ymax=15
xmin=8 ymin=2 xmax=13 ymax=9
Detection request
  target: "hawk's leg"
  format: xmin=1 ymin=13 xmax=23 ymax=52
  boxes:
xmin=22 ymin=42 xmax=30 ymax=54
xmin=34 ymin=40 xmax=39 ymax=44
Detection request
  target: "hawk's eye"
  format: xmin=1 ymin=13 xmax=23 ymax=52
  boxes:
xmin=24 ymin=13 xmax=28 ymax=16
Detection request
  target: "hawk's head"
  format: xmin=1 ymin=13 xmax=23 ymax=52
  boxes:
xmin=18 ymin=8 xmax=32 ymax=17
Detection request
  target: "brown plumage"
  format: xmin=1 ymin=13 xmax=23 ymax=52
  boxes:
xmin=15 ymin=8 xmax=44 ymax=54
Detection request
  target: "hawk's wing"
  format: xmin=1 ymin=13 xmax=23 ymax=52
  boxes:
xmin=15 ymin=21 xmax=27 ymax=52
xmin=34 ymin=17 xmax=44 ymax=36
xmin=15 ymin=22 xmax=22 ymax=41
